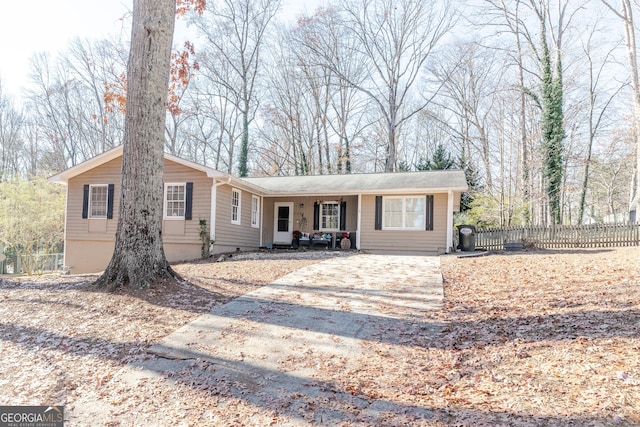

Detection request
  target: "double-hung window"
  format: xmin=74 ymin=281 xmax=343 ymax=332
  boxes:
xmin=321 ymin=202 xmax=339 ymax=230
xmin=231 ymin=188 xmax=241 ymax=225
xmin=89 ymin=185 xmax=108 ymax=218
xmin=383 ymin=196 xmax=425 ymax=230
xmin=251 ymin=195 xmax=259 ymax=228
xmin=164 ymin=183 xmax=186 ymax=219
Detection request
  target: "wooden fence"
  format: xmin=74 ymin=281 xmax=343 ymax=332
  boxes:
xmin=474 ymin=223 xmax=640 ymax=250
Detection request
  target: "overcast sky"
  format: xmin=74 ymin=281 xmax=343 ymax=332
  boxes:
xmin=0 ymin=0 xmax=321 ymax=98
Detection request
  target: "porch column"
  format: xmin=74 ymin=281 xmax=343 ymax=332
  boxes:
xmin=259 ymin=195 xmax=264 ymax=248
xmin=446 ymin=190 xmax=454 ymax=253
xmin=210 ymin=181 xmax=217 ymax=244
xmin=356 ymin=194 xmax=362 ymax=250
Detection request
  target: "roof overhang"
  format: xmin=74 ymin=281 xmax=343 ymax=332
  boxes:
xmin=48 ymin=145 xmax=227 ymax=184
xmin=242 ymin=170 xmax=469 ymax=196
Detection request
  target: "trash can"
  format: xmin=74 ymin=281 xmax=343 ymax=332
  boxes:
xmin=458 ymin=225 xmax=476 ymax=252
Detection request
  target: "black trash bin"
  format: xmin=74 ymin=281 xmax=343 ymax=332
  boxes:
xmin=458 ymin=225 xmax=476 ymax=252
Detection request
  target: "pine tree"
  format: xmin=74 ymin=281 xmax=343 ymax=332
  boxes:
xmin=416 ymin=144 xmax=455 ymax=171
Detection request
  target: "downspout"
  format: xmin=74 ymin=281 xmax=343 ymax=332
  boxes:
xmin=446 ymin=190 xmax=454 ymax=253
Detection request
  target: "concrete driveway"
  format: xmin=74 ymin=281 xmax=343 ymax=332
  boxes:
xmin=73 ymin=254 xmax=445 ymax=425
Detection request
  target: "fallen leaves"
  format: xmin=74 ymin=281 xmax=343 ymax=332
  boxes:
xmin=0 ymin=248 xmax=638 ymax=425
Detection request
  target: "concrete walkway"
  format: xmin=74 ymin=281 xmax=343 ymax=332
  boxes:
xmin=71 ymin=254 xmax=444 ymax=425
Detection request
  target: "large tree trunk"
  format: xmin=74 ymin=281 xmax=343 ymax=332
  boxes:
xmin=95 ymin=0 xmax=179 ymax=291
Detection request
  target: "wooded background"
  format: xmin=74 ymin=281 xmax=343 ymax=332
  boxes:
xmin=1 ymin=0 xmax=639 ymax=229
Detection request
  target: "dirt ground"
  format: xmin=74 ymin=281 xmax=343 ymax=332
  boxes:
xmin=0 ymin=247 xmax=638 ymax=426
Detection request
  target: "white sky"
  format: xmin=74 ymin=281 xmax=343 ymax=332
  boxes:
xmin=0 ymin=0 xmax=322 ymax=98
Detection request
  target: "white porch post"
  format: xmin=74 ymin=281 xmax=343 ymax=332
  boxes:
xmin=210 ymin=181 xmax=217 ymax=244
xmin=446 ymin=190 xmax=454 ymax=253
xmin=259 ymin=195 xmax=264 ymax=248
xmin=356 ymin=194 xmax=362 ymax=250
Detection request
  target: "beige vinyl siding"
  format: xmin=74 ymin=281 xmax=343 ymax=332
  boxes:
xmin=66 ymin=157 xmax=121 ymax=241
xmin=213 ymin=184 xmax=261 ymax=252
xmin=359 ymin=193 xmax=448 ymax=254
xmin=161 ymin=159 xmax=211 ymax=245
xmin=64 ymin=157 xmax=213 ymax=273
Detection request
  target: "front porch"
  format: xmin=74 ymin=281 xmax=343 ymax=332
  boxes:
xmin=261 ymin=195 xmax=359 ymax=250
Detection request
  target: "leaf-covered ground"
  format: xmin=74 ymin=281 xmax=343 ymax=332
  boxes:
xmin=0 ymin=247 xmax=638 ymax=426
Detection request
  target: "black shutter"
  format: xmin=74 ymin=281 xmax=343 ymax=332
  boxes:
xmin=185 ymin=182 xmax=193 ymax=220
xmin=340 ymin=201 xmax=347 ymax=230
xmin=82 ymin=184 xmax=89 ymax=219
xmin=107 ymin=184 xmax=115 ymax=219
xmin=313 ymin=202 xmax=320 ymax=230
xmin=374 ymin=196 xmax=382 ymax=230
xmin=425 ymin=195 xmax=434 ymax=231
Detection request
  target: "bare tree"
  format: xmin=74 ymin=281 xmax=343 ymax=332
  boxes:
xmin=600 ymin=0 xmax=640 ymax=221
xmin=0 ymin=81 xmax=24 ymax=180
xmin=192 ymin=0 xmax=281 ymax=176
xmin=293 ymin=7 xmax=370 ymax=174
xmin=95 ymin=0 xmax=179 ymax=291
xmin=340 ymin=0 xmax=454 ymax=171
xmin=577 ymin=18 xmax=626 ymax=223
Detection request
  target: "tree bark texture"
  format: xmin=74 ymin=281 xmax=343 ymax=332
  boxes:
xmin=95 ymin=0 xmax=179 ymax=291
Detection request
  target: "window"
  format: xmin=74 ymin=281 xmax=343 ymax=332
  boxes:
xmin=89 ymin=185 xmax=108 ymax=218
xmin=383 ymin=196 xmax=425 ymax=230
xmin=165 ymin=183 xmax=186 ymax=219
xmin=251 ymin=195 xmax=259 ymax=228
xmin=231 ymin=188 xmax=241 ymax=224
xmin=321 ymin=202 xmax=339 ymax=230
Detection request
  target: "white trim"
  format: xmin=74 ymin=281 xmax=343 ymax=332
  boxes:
xmin=88 ymin=184 xmax=108 ymax=218
xmin=251 ymin=195 xmax=260 ymax=228
xmin=231 ymin=188 xmax=241 ymax=225
xmin=356 ymin=194 xmax=362 ymax=250
xmin=319 ymin=201 xmax=340 ymax=231
xmin=273 ymin=202 xmax=294 ymax=244
xmin=48 ymin=145 xmax=227 ymax=185
xmin=259 ymin=195 xmax=264 ymax=247
xmin=164 ymin=182 xmax=187 ymax=220
xmin=446 ymin=190 xmax=454 ymax=253
xmin=381 ymin=196 xmax=426 ymax=230
xmin=210 ymin=182 xmax=218 ymax=243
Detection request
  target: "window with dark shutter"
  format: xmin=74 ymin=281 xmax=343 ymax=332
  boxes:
xmin=185 ymin=182 xmax=193 ymax=220
xmin=340 ymin=201 xmax=347 ymax=230
xmin=313 ymin=202 xmax=320 ymax=230
xmin=374 ymin=196 xmax=382 ymax=230
xmin=107 ymin=184 xmax=115 ymax=219
xmin=82 ymin=184 xmax=89 ymax=219
xmin=425 ymin=195 xmax=434 ymax=231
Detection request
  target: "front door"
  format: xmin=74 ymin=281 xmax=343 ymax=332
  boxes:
xmin=273 ymin=202 xmax=294 ymax=244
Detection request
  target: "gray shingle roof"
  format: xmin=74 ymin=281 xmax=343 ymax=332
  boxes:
xmin=242 ymin=170 xmax=468 ymax=196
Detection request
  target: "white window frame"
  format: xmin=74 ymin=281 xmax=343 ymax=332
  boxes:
xmin=164 ymin=182 xmax=186 ymax=220
xmin=89 ymin=184 xmax=108 ymax=218
xmin=251 ymin=195 xmax=259 ymax=228
xmin=382 ymin=196 xmax=425 ymax=230
xmin=320 ymin=201 xmax=340 ymax=231
xmin=231 ymin=188 xmax=241 ymax=225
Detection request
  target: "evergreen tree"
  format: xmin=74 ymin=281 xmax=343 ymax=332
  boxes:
xmin=416 ymin=144 xmax=455 ymax=171
xmin=458 ymin=150 xmax=479 ymax=212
